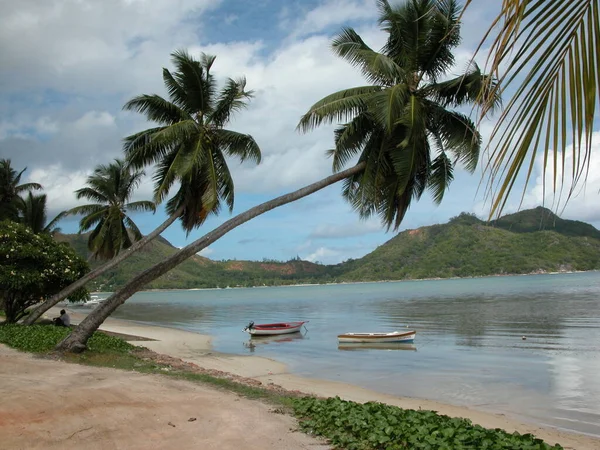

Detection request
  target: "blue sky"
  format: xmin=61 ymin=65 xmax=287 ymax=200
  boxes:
xmin=2 ymin=0 xmax=600 ymax=264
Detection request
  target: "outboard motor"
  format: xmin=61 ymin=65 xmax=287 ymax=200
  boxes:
xmin=243 ymin=321 xmax=255 ymax=332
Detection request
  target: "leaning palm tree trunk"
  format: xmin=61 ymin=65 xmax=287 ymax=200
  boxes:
xmin=24 ymin=205 xmax=185 ymax=325
xmin=55 ymin=163 xmax=366 ymax=352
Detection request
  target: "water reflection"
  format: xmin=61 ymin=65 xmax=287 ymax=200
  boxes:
xmin=337 ymin=343 xmax=417 ymax=352
xmin=243 ymin=333 xmax=306 ymax=353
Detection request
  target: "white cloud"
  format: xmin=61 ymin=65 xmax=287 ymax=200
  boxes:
xmin=520 ymin=132 xmax=600 ymax=224
xmin=304 ymin=246 xmax=341 ymax=264
xmin=197 ymin=247 xmax=214 ymax=257
xmin=289 ymin=0 xmax=378 ymax=39
xmin=25 ymin=165 xmax=90 ymax=215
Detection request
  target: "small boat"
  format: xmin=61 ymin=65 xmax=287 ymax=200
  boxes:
xmin=337 ymin=330 xmax=416 ymax=344
xmin=243 ymin=321 xmax=308 ymax=336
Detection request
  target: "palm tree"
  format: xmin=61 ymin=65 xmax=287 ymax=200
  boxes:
xmin=56 ymin=0 xmax=496 ymax=352
xmin=298 ymin=0 xmax=499 ymax=230
xmin=24 ymin=51 xmax=262 ymax=325
xmin=0 ymin=159 xmax=42 ymax=222
xmin=123 ymin=49 xmax=262 ymax=233
xmin=19 ymin=192 xmax=63 ymax=234
xmin=65 ymin=159 xmax=156 ymax=260
xmin=464 ymin=0 xmax=599 ymax=217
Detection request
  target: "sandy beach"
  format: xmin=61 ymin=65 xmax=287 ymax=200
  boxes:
xmin=3 ymin=306 xmax=599 ymax=450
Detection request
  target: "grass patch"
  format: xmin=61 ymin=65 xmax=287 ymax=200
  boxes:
xmin=64 ymin=349 xmax=294 ymax=407
xmin=292 ymin=397 xmax=563 ymax=450
xmin=0 ymin=324 xmax=135 ymax=353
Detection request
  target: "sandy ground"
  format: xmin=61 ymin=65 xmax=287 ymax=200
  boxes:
xmin=20 ymin=306 xmax=600 ymax=450
xmin=0 ymin=346 xmax=329 ymax=450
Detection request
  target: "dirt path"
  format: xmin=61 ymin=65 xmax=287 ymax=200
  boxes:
xmin=0 ymin=346 xmax=328 ymax=450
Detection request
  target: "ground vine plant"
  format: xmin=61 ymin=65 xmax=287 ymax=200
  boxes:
xmin=292 ymin=397 xmax=563 ymax=450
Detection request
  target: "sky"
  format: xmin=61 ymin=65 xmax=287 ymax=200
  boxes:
xmin=2 ymin=0 xmax=600 ymax=265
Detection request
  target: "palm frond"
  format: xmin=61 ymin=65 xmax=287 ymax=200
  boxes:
xmin=74 ymin=187 xmax=109 ymax=203
xmin=428 ymin=151 xmax=454 ymax=204
xmin=79 ymin=208 xmax=108 ymax=232
xmin=330 ymin=113 xmax=377 ymax=172
xmin=14 ymin=182 xmax=42 ymax=194
xmin=124 ymin=126 xmax=173 ymax=169
xmin=44 ymin=210 xmax=67 ymax=234
xmin=215 ymin=129 xmax=261 ymax=164
xmin=123 ymin=94 xmax=189 ymax=125
xmin=426 ymin=64 xmax=501 ymax=110
xmin=65 ymin=203 xmax=107 ymax=217
xmin=171 ymin=49 xmax=212 ymax=114
xmin=123 ymin=215 xmax=143 ymax=242
xmin=368 ymin=83 xmax=410 ymax=132
xmin=428 ymin=105 xmax=481 ymax=173
xmin=332 ymin=27 xmax=407 ymax=85
xmin=210 ymin=77 xmax=253 ymax=127
xmin=297 ymin=86 xmax=382 ymax=133
xmin=472 ymin=0 xmax=599 ymax=217
xmin=125 ymin=200 xmax=156 ymax=213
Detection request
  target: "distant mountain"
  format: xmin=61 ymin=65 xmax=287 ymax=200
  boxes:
xmin=56 ymin=207 xmax=600 ymax=290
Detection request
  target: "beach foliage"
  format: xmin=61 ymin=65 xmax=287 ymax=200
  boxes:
xmin=63 ymin=159 xmax=155 ymax=260
xmin=292 ymin=396 xmax=563 ymax=449
xmin=0 ymin=221 xmax=89 ymax=323
xmin=0 ymin=324 xmax=134 ymax=353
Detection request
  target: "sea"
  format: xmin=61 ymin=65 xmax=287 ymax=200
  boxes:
xmin=92 ymin=272 xmax=600 ymax=437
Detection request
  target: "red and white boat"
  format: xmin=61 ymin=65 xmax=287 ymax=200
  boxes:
xmin=244 ymin=321 xmax=308 ymax=336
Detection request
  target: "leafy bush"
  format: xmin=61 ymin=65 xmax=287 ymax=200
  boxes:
xmin=0 ymin=221 xmax=90 ymax=323
xmin=292 ymin=397 xmax=563 ymax=450
xmin=0 ymin=324 xmax=134 ymax=353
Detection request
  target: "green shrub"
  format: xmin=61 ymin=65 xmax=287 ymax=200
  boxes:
xmin=0 ymin=324 xmax=134 ymax=353
xmin=292 ymin=397 xmax=563 ymax=450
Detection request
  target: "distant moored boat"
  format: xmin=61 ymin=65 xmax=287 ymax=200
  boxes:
xmin=244 ymin=321 xmax=308 ymax=336
xmin=337 ymin=330 xmax=416 ymax=344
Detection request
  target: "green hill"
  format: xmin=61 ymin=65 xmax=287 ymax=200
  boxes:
xmin=56 ymin=207 xmax=600 ymax=290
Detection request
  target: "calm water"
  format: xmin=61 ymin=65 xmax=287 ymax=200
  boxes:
xmin=100 ymin=272 xmax=600 ymax=436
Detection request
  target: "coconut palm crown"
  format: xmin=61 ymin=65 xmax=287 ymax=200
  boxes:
xmin=19 ymin=192 xmax=63 ymax=235
xmin=123 ymin=50 xmax=262 ymax=233
xmin=65 ymin=159 xmax=156 ymax=260
xmin=298 ymin=0 xmax=500 ymax=230
xmin=0 ymin=159 xmax=42 ymax=222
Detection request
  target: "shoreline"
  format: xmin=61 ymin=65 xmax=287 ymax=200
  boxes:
xmin=90 ymin=269 xmax=598 ymax=294
xmin=47 ymin=306 xmax=600 ymax=450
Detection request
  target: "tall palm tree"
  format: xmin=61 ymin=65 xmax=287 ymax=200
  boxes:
xmin=298 ymin=0 xmax=499 ymax=230
xmin=464 ymin=0 xmax=599 ymax=217
xmin=19 ymin=192 xmax=63 ymax=234
xmin=123 ymin=49 xmax=262 ymax=233
xmin=0 ymin=159 xmax=42 ymax=222
xmin=24 ymin=51 xmax=262 ymax=325
xmin=56 ymin=0 xmax=496 ymax=352
xmin=65 ymin=159 xmax=155 ymax=260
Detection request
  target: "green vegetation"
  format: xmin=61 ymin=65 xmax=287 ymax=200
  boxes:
xmin=292 ymin=397 xmax=562 ymax=450
xmin=55 ymin=207 xmax=600 ymax=290
xmin=0 ymin=221 xmax=89 ymax=323
xmin=0 ymin=324 xmax=134 ymax=353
